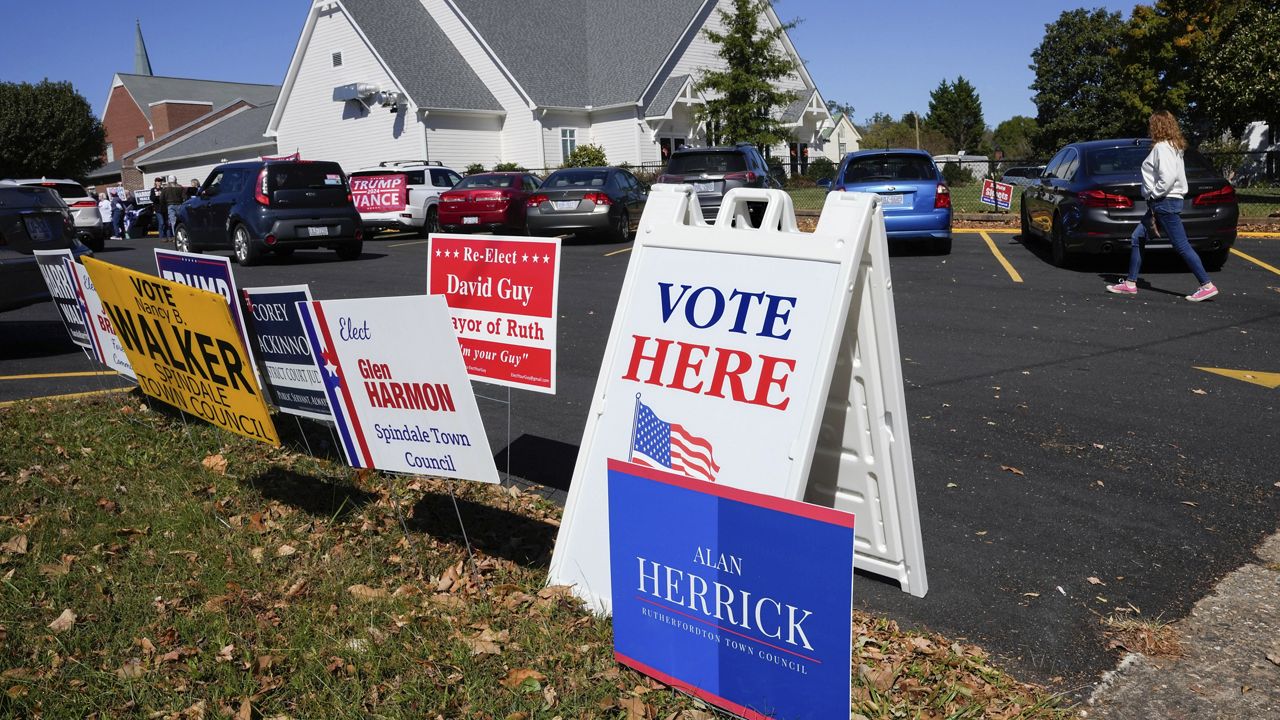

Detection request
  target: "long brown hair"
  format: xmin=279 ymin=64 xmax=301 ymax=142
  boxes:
xmin=1149 ymin=111 xmax=1187 ymax=151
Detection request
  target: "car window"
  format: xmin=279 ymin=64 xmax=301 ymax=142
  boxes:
xmin=667 ymin=152 xmax=747 ymax=174
xmin=221 ymin=169 xmax=248 ymax=196
xmin=0 ymin=186 xmax=64 ymax=209
xmin=546 ymin=169 xmax=609 ymax=188
xmin=430 ymin=169 xmax=460 ymax=188
xmin=622 ymin=172 xmax=640 ymax=191
xmin=271 ymin=163 xmax=346 ymax=190
xmin=404 ymin=170 xmax=426 ymax=185
xmin=841 ymin=154 xmax=936 ymax=182
xmin=29 ymin=182 xmax=88 ymax=200
xmin=454 ymin=175 xmax=514 ymax=189
xmin=204 ymin=171 xmax=225 ymax=195
xmin=1055 ymin=149 xmax=1080 ymax=181
xmin=524 ymin=175 xmax=541 ymax=190
xmin=1042 ymin=149 xmax=1069 ymax=180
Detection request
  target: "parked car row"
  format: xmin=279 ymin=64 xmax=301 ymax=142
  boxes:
xmin=0 ymin=183 xmax=92 ymax=312
xmin=0 ymin=178 xmax=105 ymax=251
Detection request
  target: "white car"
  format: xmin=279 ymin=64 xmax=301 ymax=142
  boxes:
xmin=2 ymin=177 xmax=106 ymax=250
xmin=348 ymin=161 xmax=463 ymax=236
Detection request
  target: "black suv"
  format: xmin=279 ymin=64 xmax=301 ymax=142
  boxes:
xmin=173 ymin=160 xmax=363 ymax=265
xmin=658 ymin=143 xmax=784 ymax=223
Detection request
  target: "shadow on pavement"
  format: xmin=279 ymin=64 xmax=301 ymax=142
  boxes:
xmin=496 ymin=434 xmax=578 ymax=492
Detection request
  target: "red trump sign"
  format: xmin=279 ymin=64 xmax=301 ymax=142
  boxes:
xmin=427 ymin=235 xmax=561 ymax=393
xmin=351 ymin=174 xmax=406 ymax=213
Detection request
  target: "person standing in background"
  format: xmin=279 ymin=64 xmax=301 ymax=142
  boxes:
xmin=109 ymin=185 xmax=126 ymax=239
xmin=150 ymin=177 xmax=169 ymax=239
xmin=97 ymin=190 xmax=113 ymax=234
xmin=162 ymin=175 xmax=187 ymax=241
xmin=1106 ymin=111 xmax=1219 ymax=302
xmin=187 ymin=178 xmax=201 ymax=199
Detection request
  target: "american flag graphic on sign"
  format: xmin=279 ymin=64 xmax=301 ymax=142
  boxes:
xmin=630 ymin=399 xmax=720 ymax=482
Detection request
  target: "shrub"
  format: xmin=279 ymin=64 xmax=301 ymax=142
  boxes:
xmin=942 ymin=161 xmax=973 ymax=186
xmin=803 ymin=157 xmax=836 ymax=181
xmin=786 ymin=175 xmax=818 ymax=189
xmin=563 ymin=143 xmax=608 ymax=168
xmin=464 ymin=163 xmax=485 ymax=175
xmin=493 ymin=162 xmax=525 ymax=172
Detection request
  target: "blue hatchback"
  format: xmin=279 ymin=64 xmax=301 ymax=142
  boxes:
xmin=830 ymin=149 xmax=952 ymax=253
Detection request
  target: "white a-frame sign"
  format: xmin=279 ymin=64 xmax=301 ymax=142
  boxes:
xmin=549 ymin=186 xmax=928 ymax=609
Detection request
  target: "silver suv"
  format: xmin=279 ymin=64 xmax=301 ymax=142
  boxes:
xmin=2 ymin=178 xmax=106 ymax=250
xmin=657 ymin=144 xmax=784 ymax=224
xmin=348 ymin=160 xmax=463 ymax=236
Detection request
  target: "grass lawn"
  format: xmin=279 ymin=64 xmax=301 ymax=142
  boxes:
xmin=0 ymin=392 xmax=1070 ymax=718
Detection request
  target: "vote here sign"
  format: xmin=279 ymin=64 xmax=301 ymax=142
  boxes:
xmin=610 ymin=459 xmax=854 ymax=719
xmin=83 ymin=257 xmax=278 ymax=445
xmin=296 ymin=295 xmax=499 ymax=483
xmin=427 ymin=235 xmax=560 ymax=393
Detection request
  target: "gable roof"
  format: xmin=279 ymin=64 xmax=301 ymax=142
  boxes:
xmin=136 ymin=103 xmax=277 ymax=166
xmin=451 ymin=0 xmax=707 ymax=109
xmin=644 ymin=74 xmax=691 ymax=118
xmin=341 ymin=0 xmax=501 ymax=112
xmin=116 ymin=74 xmax=280 ymax=124
xmin=781 ymin=89 xmax=819 ymax=123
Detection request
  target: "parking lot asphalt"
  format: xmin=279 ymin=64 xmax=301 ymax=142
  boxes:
xmin=2 ymin=228 xmax=1278 ymax=691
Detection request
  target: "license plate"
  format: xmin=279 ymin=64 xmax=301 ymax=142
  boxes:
xmin=307 ymin=226 xmax=330 ymax=237
xmin=24 ymin=216 xmax=52 ymax=242
xmin=879 ymin=193 xmax=905 ymax=206
xmin=693 ymin=182 xmax=716 ymax=193
xmin=553 ymin=200 xmax=578 ymax=211
xmin=462 ymin=216 xmax=479 ymax=225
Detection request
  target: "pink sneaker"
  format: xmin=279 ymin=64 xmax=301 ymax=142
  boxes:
xmin=1106 ymin=280 xmax=1137 ymax=295
xmin=1185 ymin=283 xmax=1218 ymax=302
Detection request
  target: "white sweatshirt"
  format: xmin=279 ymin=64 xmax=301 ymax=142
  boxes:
xmin=1141 ymin=141 xmax=1188 ymax=200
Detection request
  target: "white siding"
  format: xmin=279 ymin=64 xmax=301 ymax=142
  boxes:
xmin=589 ymin=107 xmax=642 ymax=166
xmin=668 ymin=0 xmax=807 ymax=98
xmin=142 ymin=159 xmax=236 ymax=188
xmin=423 ymin=112 xmax=502 ymax=170
xmin=539 ymin=111 xmax=589 ymax=169
xmin=275 ymin=6 xmax=426 ymax=174
xmin=423 ymin=0 xmax=541 ymax=167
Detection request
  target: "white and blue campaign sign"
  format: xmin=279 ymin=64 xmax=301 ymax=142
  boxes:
xmin=296 ymin=295 xmax=499 ymax=483
xmin=242 ymin=285 xmax=332 ymax=421
xmin=68 ymin=258 xmax=136 ymax=380
xmin=154 ymin=248 xmax=255 ymax=367
xmin=609 ymin=458 xmax=854 ymax=720
xmin=32 ymin=250 xmax=93 ymax=353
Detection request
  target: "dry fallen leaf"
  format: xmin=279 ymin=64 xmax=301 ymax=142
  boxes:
xmin=216 ymin=644 xmax=235 ymax=663
xmin=347 ymin=584 xmax=389 ymax=601
xmin=1 ymin=535 xmax=27 ymax=555
xmin=1191 ymin=388 xmax=1207 ymax=395
xmin=462 ymin=627 xmax=508 ymax=655
xmin=618 ymin=696 xmax=652 ymax=720
xmin=276 ymin=544 xmax=297 ymax=558
xmin=501 ymin=668 xmax=546 ymax=691
xmin=1000 ymin=465 xmax=1025 ymax=476
xmin=1181 ymin=501 xmax=1199 ymax=508
xmin=1023 ymin=592 xmax=1040 ymax=598
xmin=47 ymin=609 xmax=76 ymax=633
xmin=201 ymin=453 xmax=228 ymax=475
xmin=1265 ymin=652 xmax=1280 ymax=667
xmin=115 ymin=658 xmax=145 ymax=679
xmin=1087 ymin=576 xmax=1106 ymax=586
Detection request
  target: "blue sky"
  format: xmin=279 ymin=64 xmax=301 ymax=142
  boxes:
xmin=1 ymin=0 xmax=1135 ymax=128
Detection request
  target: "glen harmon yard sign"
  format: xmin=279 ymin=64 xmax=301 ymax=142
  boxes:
xmin=426 ymin=234 xmax=561 ymax=393
xmin=609 ymin=458 xmax=854 ymax=719
xmin=296 ymin=295 xmax=499 ymax=483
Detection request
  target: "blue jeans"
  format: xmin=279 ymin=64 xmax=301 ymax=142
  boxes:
xmin=155 ymin=207 xmax=170 ymax=237
xmin=1127 ymin=196 xmax=1210 ymax=285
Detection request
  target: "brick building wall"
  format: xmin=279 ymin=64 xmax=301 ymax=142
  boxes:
xmin=102 ymin=85 xmax=152 ymax=165
xmin=151 ymin=102 xmax=213 ymax=136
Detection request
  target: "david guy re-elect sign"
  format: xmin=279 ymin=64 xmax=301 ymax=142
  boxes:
xmin=296 ymin=295 xmax=499 ymax=483
xmin=609 ymin=459 xmax=854 ymax=719
xmin=427 ymin=235 xmax=560 ymax=393
xmin=83 ymin=257 xmax=279 ymax=445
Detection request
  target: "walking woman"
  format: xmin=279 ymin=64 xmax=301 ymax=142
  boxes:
xmin=1106 ymin=111 xmax=1219 ymax=302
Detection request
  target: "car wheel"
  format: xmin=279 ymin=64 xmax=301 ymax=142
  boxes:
xmin=174 ymin=225 xmax=196 ymax=254
xmin=420 ymin=205 xmax=439 ymax=238
xmin=1019 ymin=203 xmax=1033 ymax=240
xmin=1050 ymin=214 xmax=1071 ymax=268
xmin=612 ymin=209 xmax=630 ymax=242
xmin=336 ymin=241 xmax=362 ymax=261
xmin=1202 ymin=249 xmax=1229 ymax=272
xmin=233 ymin=225 xmax=261 ymax=266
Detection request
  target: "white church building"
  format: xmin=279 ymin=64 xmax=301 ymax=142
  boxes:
xmin=267 ymin=0 xmax=839 ymax=175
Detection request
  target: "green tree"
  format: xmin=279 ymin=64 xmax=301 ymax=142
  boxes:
xmin=926 ymin=76 xmax=986 ymax=153
xmin=992 ymin=116 xmax=1039 ymax=160
xmin=1030 ymin=9 xmax=1136 ymax=153
xmin=0 ymin=80 xmax=104 ymax=179
xmin=563 ymin=143 xmax=608 ymax=168
xmin=1200 ymin=0 xmax=1280 ymax=139
xmin=825 ymin=99 xmax=855 ymax=120
xmin=858 ymin=112 xmax=948 ymax=154
xmin=694 ymin=0 xmax=800 ymax=148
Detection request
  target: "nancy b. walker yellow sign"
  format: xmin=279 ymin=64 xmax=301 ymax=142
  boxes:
xmin=84 ymin=257 xmax=278 ymax=445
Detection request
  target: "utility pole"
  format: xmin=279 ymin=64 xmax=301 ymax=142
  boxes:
xmin=913 ymin=113 xmax=920 ymax=150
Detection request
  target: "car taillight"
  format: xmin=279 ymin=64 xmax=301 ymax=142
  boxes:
xmin=934 ymin=184 xmax=951 ymax=209
xmin=441 ymin=193 xmax=464 ymax=203
xmin=70 ymin=200 xmax=97 ymax=208
xmin=527 ymin=194 xmax=548 ymax=208
xmin=1193 ymin=185 xmax=1236 ymax=206
xmin=355 ymin=228 xmax=364 ymax=241
xmin=583 ymin=192 xmax=611 ymax=206
xmin=1077 ymin=189 xmax=1132 ymax=208
xmin=724 ymin=171 xmax=757 ymax=183
xmin=476 ymin=190 xmax=510 ymax=203
xmin=255 ymin=168 xmax=270 ymax=206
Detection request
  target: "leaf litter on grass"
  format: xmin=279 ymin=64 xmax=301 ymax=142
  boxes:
xmin=0 ymin=393 xmax=1072 ymax=718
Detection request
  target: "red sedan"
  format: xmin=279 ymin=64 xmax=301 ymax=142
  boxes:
xmin=438 ymin=172 xmax=542 ymax=234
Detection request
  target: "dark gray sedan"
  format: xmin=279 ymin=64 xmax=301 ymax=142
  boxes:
xmin=1 ymin=184 xmax=91 ymax=312
xmin=525 ymin=167 xmax=646 ymax=242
